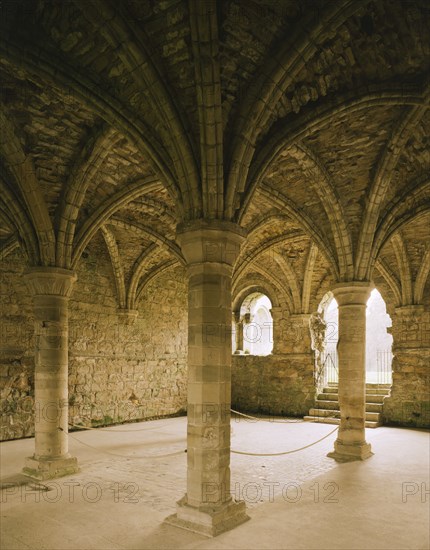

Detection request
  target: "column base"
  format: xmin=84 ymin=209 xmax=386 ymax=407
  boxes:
xmin=327 ymin=440 xmax=373 ymax=463
xmin=22 ymin=455 xmax=79 ymax=480
xmin=164 ymin=496 xmax=250 ymax=537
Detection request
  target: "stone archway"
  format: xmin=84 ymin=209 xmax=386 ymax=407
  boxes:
xmin=316 ymin=289 xmax=393 ymax=385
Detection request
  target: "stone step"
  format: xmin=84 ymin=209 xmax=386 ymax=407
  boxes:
xmin=321 ymin=388 xmax=389 ymax=398
xmin=365 ymin=389 xmax=391 ymax=395
xmin=309 ymin=408 xmax=381 ymax=422
xmin=314 ymin=401 xmax=383 ymax=413
xmin=318 ymin=394 xmax=387 ymax=404
xmin=323 ymin=384 xmax=391 ymax=392
xmin=308 ymin=408 xmax=340 ymax=418
xmin=303 ymin=416 xmax=381 ymax=428
xmin=317 ymin=392 xmax=339 ymax=401
xmin=310 ymin=385 xmax=390 ymax=429
xmin=364 ymin=394 xmax=386 ymax=403
xmin=314 ymin=400 xmax=340 ymax=410
xmin=366 ymin=402 xmax=384 ymax=413
xmin=322 ymin=386 xmax=338 ymax=393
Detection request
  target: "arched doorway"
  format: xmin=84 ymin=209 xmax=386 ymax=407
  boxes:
xmin=317 ymin=292 xmax=339 ymax=386
xmin=317 ymin=288 xmax=393 ymax=385
xmin=366 ymin=289 xmax=393 ymax=383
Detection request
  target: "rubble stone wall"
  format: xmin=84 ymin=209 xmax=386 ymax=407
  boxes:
xmin=383 ymin=306 xmax=430 ymax=428
xmin=232 ymin=353 xmax=316 ymax=417
xmin=0 ymin=249 xmax=188 ymax=441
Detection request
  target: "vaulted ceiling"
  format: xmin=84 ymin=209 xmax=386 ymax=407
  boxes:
xmin=1 ymin=0 xmax=429 ymax=312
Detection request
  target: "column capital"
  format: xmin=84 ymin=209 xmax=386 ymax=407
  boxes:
xmin=176 ymin=220 xmax=246 ymax=268
xmin=331 ymin=282 xmax=374 ymax=307
xmin=270 ymin=306 xmax=283 ymax=318
xmin=117 ymin=308 xmax=139 ymax=324
xmin=24 ymin=267 xmax=77 ymax=298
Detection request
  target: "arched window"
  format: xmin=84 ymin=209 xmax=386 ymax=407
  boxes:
xmin=232 ymin=292 xmax=273 ymax=355
xmin=316 ymin=292 xmax=339 ymax=385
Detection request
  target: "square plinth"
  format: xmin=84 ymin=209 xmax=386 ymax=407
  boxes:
xmin=328 ymin=441 xmax=373 ymax=462
xmin=22 ymin=456 xmax=79 ymax=480
xmin=164 ymin=496 xmax=250 ymax=537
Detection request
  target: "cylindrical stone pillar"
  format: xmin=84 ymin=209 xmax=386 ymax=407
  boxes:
xmin=23 ymin=267 xmax=79 ymax=480
xmin=232 ymin=311 xmax=243 ymax=354
xmin=166 ymin=220 xmax=249 ymax=537
xmin=327 ymin=282 xmax=373 ymax=462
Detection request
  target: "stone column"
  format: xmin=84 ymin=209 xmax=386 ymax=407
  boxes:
xmin=232 ymin=311 xmax=243 ymax=354
xmin=22 ymin=267 xmax=79 ymax=480
xmin=328 ymin=282 xmax=373 ymax=462
xmin=166 ymin=220 xmax=249 ymax=536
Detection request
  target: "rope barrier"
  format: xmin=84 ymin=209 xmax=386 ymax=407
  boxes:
xmin=68 ymin=422 xmax=168 ymax=433
xmin=230 ymin=425 xmax=339 ymax=456
xmin=69 ymin=409 xmax=305 ymax=433
xmin=67 ymin=414 xmax=338 ymax=459
xmin=68 ymin=431 xmax=187 ymax=459
xmin=231 ymin=409 xmax=306 ymax=424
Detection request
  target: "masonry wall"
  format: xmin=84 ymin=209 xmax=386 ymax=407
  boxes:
xmin=0 ymin=250 xmax=35 ymax=440
xmin=231 ymin=313 xmax=316 ymax=417
xmin=0 ymin=246 xmax=188 ymax=441
xmin=231 ymin=354 xmax=315 ymax=417
xmin=383 ymin=305 xmax=430 ymax=428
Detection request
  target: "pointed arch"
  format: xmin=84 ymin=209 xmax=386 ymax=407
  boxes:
xmin=355 ymin=93 xmax=430 ymax=279
xmin=414 ymin=246 xmax=430 ymax=305
xmin=225 ymin=0 xmax=373 ymax=217
xmin=0 ymin=235 xmax=20 ymax=260
xmin=127 ymin=244 xmax=159 ymax=310
xmin=259 ymin=184 xmax=339 ymax=279
xmin=232 ymin=279 xmax=281 ymax=312
xmin=0 ymin=168 xmax=39 ymax=264
xmin=0 ymin=102 xmax=55 ymax=265
xmin=71 ymin=177 xmax=163 ymax=268
xmin=78 ymin=1 xmax=200 ymax=217
xmin=239 ymin=85 xmax=427 ymax=224
xmin=108 ymin=218 xmax=185 ymax=266
xmin=234 ymin=263 xmax=294 ymax=314
xmin=56 ymin=125 xmax=119 ymax=268
xmin=234 ymin=232 xmax=305 ymax=313
xmin=374 ymin=258 xmax=402 ymax=307
xmin=135 ymin=260 xmax=180 ymax=305
xmin=100 ymin=225 xmax=126 ymax=309
xmin=302 ymin=243 xmax=318 ymax=314
xmin=391 ymin=233 xmax=413 ymax=305
xmin=370 ymin=176 xmax=430 ymax=269
xmin=290 ymin=143 xmax=353 ymax=279
xmin=0 ymin=39 xmax=181 ymax=209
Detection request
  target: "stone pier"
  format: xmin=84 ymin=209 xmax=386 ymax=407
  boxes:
xmin=22 ymin=267 xmax=79 ymax=480
xmin=165 ymin=220 xmax=249 ymax=536
xmin=328 ymin=282 xmax=373 ymax=462
xmin=383 ymin=305 xmax=430 ymax=428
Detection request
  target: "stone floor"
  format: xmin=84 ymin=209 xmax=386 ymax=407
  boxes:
xmin=0 ymin=415 xmax=429 ymax=549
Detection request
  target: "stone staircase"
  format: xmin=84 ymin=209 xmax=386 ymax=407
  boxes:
xmin=304 ymin=383 xmax=391 ymax=428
